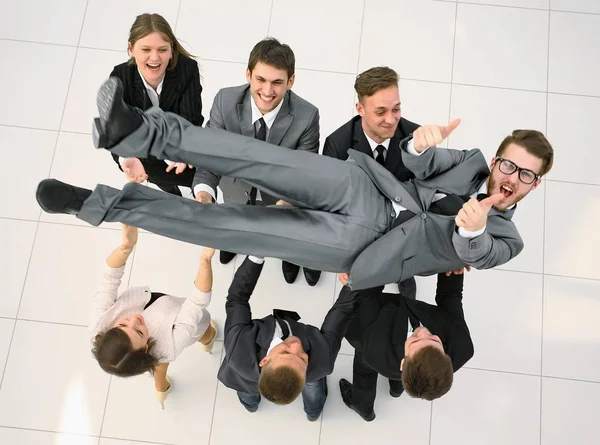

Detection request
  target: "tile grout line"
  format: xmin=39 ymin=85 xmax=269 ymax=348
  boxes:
xmin=206 ymin=345 xmax=226 ymax=445
xmin=267 ymin=0 xmax=275 ymax=35
xmin=447 ymin=0 xmax=459 ymax=141
xmin=354 ymin=0 xmax=367 ymax=74
xmin=539 ymin=7 xmax=552 ymax=444
xmin=428 ymin=401 xmax=434 ymax=445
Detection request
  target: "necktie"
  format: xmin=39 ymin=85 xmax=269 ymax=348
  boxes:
xmin=429 ymin=193 xmax=489 ymax=216
xmin=375 ymin=145 xmax=386 ymax=166
xmin=249 ymin=118 xmax=267 ymax=205
xmin=407 ymin=311 xmax=421 ymax=331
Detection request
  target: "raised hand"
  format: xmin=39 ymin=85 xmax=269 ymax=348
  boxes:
xmin=166 ymin=162 xmax=192 ymax=175
xmin=122 ymin=157 xmax=148 ymax=183
xmin=455 ymin=193 xmax=504 ymax=232
xmin=412 ymin=118 xmax=461 ymax=152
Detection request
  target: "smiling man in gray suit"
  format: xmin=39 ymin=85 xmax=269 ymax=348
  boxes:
xmin=36 ymin=79 xmax=554 ymax=290
xmin=193 ymin=38 xmax=322 ymax=287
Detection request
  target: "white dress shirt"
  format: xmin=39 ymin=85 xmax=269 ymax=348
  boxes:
xmin=364 ymin=133 xmax=391 ymax=161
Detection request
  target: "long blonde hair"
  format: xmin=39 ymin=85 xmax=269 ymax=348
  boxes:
xmin=127 ymin=13 xmax=193 ymax=69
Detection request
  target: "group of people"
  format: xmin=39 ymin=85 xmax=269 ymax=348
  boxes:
xmin=34 ymin=12 xmax=555 ymax=423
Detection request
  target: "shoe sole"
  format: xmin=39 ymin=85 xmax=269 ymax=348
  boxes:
xmin=93 ymin=78 xmax=120 ymax=148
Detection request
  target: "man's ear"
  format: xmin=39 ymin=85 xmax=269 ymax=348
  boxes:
xmin=356 ymin=102 xmax=365 ymax=117
xmin=259 ymin=356 xmax=270 ymax=368
xmin=531 ymin=177 xmax=542 ymax=191
xmin=400 ymin=358 xmax=405 ymax=372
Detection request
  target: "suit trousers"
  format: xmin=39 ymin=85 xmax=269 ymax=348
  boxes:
xmin=79 ymin=108 xmax=392 ymax=273
xmin=352 ymin=350 xmax=403 ymax=414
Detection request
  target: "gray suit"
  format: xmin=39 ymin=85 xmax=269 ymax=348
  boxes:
xmin=79 ymin=108 xmax=523 ymax=290
xmin=193 ymin=84 xmax=320 ymax=203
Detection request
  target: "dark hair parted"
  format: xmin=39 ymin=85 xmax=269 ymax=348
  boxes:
xmin=402 ymin=346 xmax=454 ymax=401
xmin=354 ymin=66 xmax=399 ymax=102
xmin=258 ymin=363 xmax=305 ymax=405
xmin=248 ymin=38 xmax=295 ymax=78
xmin=92 ymin=327 xmax=159 ymax=377
xmin=496 ymin=129 xmax=554 ymax=176
xmin=127 ymin=13 xmax=193 ymax=70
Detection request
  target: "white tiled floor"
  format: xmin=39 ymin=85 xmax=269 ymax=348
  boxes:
xmin=1 ymin=0 xmax=598 ymax=444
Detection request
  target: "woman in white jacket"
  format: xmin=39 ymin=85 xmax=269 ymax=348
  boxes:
xmin=89 ymin=224 xmax=217 ymax=408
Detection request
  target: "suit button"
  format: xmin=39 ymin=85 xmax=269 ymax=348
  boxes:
xmin=420 ymin=213 xmax=427 ymax=220
xmin=394 ymin=196 xmax=401 ymax=202
xmin=391 ymin=212 xmax=396 ymax=218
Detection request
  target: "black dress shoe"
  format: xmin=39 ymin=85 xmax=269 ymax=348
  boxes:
xmin=303 ymin=268 xmax=321 ymax=287
xmin=220 ymin=250 xmax=236 ymax=264
xmin=398 ymin=277 xmax=417 ymax=300
xmin=338 ymin=379 xmax=376 ymax=422
xmin=36 ymin=179 xmax=92 ymax=215
xmin=282 ymin=261 xmax=300 ymax=284
xmin=93 ymin=77 xmax=143 ymax=149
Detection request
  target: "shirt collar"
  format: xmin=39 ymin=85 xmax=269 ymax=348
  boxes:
xmin=250 ymin=94 xmax=284 ymax=129
xmin=364 ymin=132 xmax=391 ymax=153
xmin=137 ymin=68 xmax=164 ymax=96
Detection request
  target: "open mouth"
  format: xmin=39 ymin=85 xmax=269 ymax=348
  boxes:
xmin=500 ymin=184 xmax=514 ymax=198
xmin=146 ymin=63 xmax=161 ymax=72
xmin=259 ymin=94 xmax=274 ymax=103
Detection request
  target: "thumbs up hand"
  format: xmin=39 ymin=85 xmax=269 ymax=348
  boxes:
xmin=455 ymin=193 xmax=503 ymax=232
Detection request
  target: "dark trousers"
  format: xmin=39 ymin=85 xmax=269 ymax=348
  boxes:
xmin=352 ymin=350 xmax=403 ymax=413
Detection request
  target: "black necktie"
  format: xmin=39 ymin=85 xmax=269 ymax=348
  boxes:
xmin=429 ymin=193 xmax=489 ymax=216
xmin=273 ymin=309 xmax=301 ymax=340
xmin=375 ymin=145 xmax=386 ymax=166
xmin=249 ymin=118 xmax=267 ymax=205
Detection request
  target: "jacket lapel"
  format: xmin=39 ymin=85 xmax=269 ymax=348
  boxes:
xmin=132 ymin=70 xmax=151 ymax=110
xmin=256 ymin=316 xmax=278 ymax=359
xmin=159 ymin=68 xmax=179 ymax=112
xmin=353 ymin=118 xmax=373 ymax=157
xmin=238 ymin=89 xmax=256 ymax=138
xmin=268 ymin=93 xmax=293 ymax=146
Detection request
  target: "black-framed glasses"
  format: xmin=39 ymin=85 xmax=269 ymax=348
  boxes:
xmin=494 ymin=157 xmax=541 ymax=185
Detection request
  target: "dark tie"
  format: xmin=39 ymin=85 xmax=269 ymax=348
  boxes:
xmin=249 ymin=118 xmax=267 ymax=205
xmin=273 ymin=309 xmax=301 ymax=340
xmin=407 ymin=311 xmax=421 ymax=331
xmin=429 ymin=193 xmax=489 ymax=216
xmin=375 ymin=145 xmax=386 ymax=166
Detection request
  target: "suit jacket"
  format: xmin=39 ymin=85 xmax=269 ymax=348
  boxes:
xmin=323 ymin=115 xmax=420 ymax=182
xmin=194 ymin=84 xmax=320 ymax=202
xmin=347 ymin=140 xmax=524 ymax=290
xmin=217 ymin=257 xmax=355 ymax=394
xmin=109 ymin=56 xmax=204 ymax=174
xmin=345 ymin=273 xmax=473 ymax=380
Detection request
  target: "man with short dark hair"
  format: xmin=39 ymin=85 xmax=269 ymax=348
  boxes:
xmin=193 ymin=37 xmax=322 ymax=287
xmin=338 ymin=270 xmax=473 ymax=422
xmin=324 ymin=66 xmax=420 ymax=299
xmin=216 ymin=254 xmax=356 ymax=421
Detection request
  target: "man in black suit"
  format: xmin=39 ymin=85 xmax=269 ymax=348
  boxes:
xmin=338 ymin=271 xmax=474 ymax=422
xmin=323 ymin=67 xmax=420 ymax=299
xmin=217 ymin=255 xmax=356 ymax=421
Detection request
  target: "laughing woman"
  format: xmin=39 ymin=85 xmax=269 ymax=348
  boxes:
xmin=109 ymin=13 xmax=204 ymax=196
xmin=89 ymin=224 xmax=217 ymax=409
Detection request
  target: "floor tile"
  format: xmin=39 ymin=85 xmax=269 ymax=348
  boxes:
xmin=544 ymin=181 xmax=600 ymax=280
xmin=320 ymin=355 xmax=431 ymax=445
xmin=79 ymin=0 xmax=180 ymax=52
xmin=459 ymin=0 xmax=549 ymax=8
xmin=0 ymin=0 xmax=87 ymax=45
xmin=210 ymin=376 xmax=321 ymax=445
xmin=100 ymin=439 xmax=169 ymax=445
xmin=360 ymin=0 xmax=456 ymax=83
xmin=292 ymin=69 xmax=357 ymax=148
xmin=549 ymin=11 xmax=600 ymax=96
xmin=101 ymin=343 xmax=222 ymax=445
xmin=0 ymin=41 xmax=76 ymax=130
xmin=453 ymin=3 xmax=548 ymax=91
xmin=543 ymin=275 xmax=600 ymax=382
xmin=399 ymin=79 xmax=452 ymax=133
xmin=551 ymin=0 xmax=600 ymax=13
xmin=541 ymin=377 xmax=600 ymax=445
xmin=462 ymin=269 xmax=543 ymax=374
xmin=41 ymin=132 xmax=128 ymax=228
xmin=270 ymin=0 xmax=364 ymax=73
xmin=0 ymin=127 xmax=56 ymax=220
xmin=18 ymin=223 xmax=133 ymax=326
xmin=431 ymin=368 xmax=540 ymax=445
xmin=0 ymin=219 xmax=37 ymax=318
xmin=0 ymin=319 xmax=15 ymax=383
xmin=0 ymin=321 xmax=110 ymax=435
xmin=0 ymin=428 xmax=97 ymax=445
xmin=177 ymin=0 xmax=272 ymax=64
xmin=547 ymin=93 xmax=600 ymax=185
xmin=61 ymin=48 xmax=127 ymax=134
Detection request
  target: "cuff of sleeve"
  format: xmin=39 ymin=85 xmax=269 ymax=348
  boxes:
xmin=193 ymin=184 xmax=216 ymax=201
xmin=105 ymin=264 xmax=126 ymax=276
xmin=188 ymin=289 xmax=212 ymax=306
xmin=248 ymin=256 xmax=264 ymax=264
xmin=118 ymin=157 xmax=126 ymax=167
xmin=458 ymin=225 xmax=486 ymax=238
xmin=406 ymin=139 xmax=428 ymax=156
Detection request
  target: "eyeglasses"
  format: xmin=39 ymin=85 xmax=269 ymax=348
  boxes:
xmin=494 ymin=157 xmax=541 ymax=185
